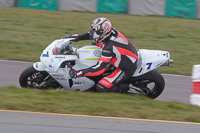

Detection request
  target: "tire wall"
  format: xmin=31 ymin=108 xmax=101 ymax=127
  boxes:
xmin=0 ymin=0 xmax=15 ymax=7
xmin=58 ymin=0 xmax=97 ymax=12
xmin=128 ymin=0 xmax=165 ymax=16
xmin=2 ymin=0 xmax=200 ymax=19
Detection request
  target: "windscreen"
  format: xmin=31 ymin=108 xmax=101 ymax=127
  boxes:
xmin=52 ymin=42 xmax=74 ymax=55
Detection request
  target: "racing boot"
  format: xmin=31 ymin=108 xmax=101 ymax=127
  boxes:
xmin=109 ymin=83 xmax=130 ymax=93
xmin=117 ymin=83 xmax=130 ymax=93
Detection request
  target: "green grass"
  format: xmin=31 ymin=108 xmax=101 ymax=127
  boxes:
xmin=1 ymin=8 xmax=200 ymax=75
xmin=1 ymin=86 xmax=200 ymax=123
xmin=1 ymin=8 xmax=200 ymax=123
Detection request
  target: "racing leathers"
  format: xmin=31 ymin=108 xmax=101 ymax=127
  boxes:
xmin=72 ymin=28 xmax=138 ymax=92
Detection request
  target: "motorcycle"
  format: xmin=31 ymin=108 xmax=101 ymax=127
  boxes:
xmin=19 ymin=38 xmax=173 ymax=99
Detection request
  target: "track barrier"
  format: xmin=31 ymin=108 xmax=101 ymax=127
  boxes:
xmin=2 ymin=0 xmax=200 ymax=19
xmin=190 ymin=65 xmax=200 ymax=106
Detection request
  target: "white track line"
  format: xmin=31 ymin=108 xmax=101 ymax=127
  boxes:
xmin=162 ymin=73 xmax=191 ymax=78
xmin=0 ymin=60 xmax=33 ymax=64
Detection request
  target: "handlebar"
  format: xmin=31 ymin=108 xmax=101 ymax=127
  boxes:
xmin=65 ymin=37 xmax=78 ymax=43
xmin=66 ymin=62 xmax=73 ymax=70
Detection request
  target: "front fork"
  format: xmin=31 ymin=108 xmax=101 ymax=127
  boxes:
xmin=39 ymin=75 xmax=52 ymax=87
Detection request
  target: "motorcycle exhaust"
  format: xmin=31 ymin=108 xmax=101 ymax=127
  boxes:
xmin=161 ymin=59 xmax=173 ymax=66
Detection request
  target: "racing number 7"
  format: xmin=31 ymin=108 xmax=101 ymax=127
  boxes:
xmin=146 ymin=63 xmax=152 ymax=70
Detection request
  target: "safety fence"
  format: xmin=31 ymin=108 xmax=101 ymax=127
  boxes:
xmin=0 ymin=0 xmax=200 ymax=19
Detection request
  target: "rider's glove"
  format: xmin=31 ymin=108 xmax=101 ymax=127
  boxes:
xmin=69 ymin=69 xmax=77 ymax=79
xmin=95 ymin=42 xmax=104 ymax=48
xmin=65 ymin=34 xmax=79 ymax=42
xmin=69 ymin=69 xmax=83 ymax=79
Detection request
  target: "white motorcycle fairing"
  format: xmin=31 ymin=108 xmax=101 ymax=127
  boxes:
xmin=33 ymin=38 xmax=170 ymax=91
xmin=33 ymin=39 xmax=102 ymax=91
xmin=134 ymin=49 xmax=170 ymax=77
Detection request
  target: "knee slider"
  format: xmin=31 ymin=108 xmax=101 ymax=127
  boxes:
xmin=95 ymin=83 xmax=109 ymax=92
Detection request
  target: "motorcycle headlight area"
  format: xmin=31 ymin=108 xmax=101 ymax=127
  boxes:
xmin=53 ymin=45 xmax=74 ymax=55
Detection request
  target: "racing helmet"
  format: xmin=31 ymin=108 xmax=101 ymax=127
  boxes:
xmin=89 ymin=17 xmax=112 ymax=43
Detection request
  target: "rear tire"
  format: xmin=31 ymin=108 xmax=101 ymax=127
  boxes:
xmin=128 ymin=70 xmax=165 ymax=99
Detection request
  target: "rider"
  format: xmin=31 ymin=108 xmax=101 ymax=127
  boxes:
xmin=67 ymin=17 xmax=138 ymax=93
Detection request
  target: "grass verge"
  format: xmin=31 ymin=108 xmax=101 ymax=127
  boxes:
xmin=1 ymin=8 xmax=200 ymax=75
xmin=0 ymin=86 xmax=200 ymax=123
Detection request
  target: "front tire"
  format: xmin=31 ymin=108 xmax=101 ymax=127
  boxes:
xmin=128 ymin=70 xmax=165 ymax=99
xmin=19 ymin=66 xmax=60 ymax=89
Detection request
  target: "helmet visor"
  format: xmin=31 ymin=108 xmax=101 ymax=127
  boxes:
xmin=95 ymin=29 xmax=102 ymax=35
xmin=89 ymin=27 xmax=100 ymax=42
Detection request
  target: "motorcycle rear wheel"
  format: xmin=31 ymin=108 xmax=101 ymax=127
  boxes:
xmin=19 ymin=66 xmax=60 ymax=89
xmin=128 ymin=70 xmax=165 ymax=99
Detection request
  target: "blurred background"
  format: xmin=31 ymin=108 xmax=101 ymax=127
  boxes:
xmin=1 ymin=0 xmax=200 ymax=76
xmin=0 ymin=0 xmax=199 ymax=19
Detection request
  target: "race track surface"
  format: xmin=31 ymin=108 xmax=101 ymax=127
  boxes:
xmin=0 ymin=60 xmax=192 ymax=104
xmin=0 ymin=110 xmax=199 ymax=133
xmin=0 ymin=60 xmax=197 ymax=133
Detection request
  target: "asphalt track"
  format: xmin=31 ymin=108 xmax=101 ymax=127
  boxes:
xmin=0 ymin=60 xmax=192 ymax=104
xmin=0 ymin=109 xmax=200 ymax=133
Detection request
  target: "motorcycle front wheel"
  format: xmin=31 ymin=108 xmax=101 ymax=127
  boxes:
xmin=128 ymin=70 xmax=165 ymax=99
xmin=19 ymin=66 xmax=60 ymax=89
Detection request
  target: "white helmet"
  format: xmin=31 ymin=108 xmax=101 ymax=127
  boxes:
xmin=89 ymin=17 xmax=112 ymax=43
